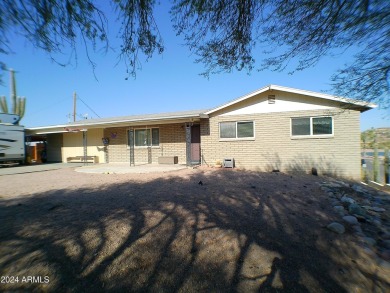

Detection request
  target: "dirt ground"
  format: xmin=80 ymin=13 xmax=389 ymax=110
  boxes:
xmin=0 ymin=166 xmax=389 ymax=292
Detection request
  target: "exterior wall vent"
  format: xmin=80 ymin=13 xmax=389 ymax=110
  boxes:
xmin=223 ymin=158 xmax=234 ymax=168
xmin=268 ymin=95 xmax=276 ymax=104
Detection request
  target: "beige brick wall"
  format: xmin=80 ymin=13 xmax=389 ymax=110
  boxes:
xmin=104 ymin=123 xmax=187 ymax=164
xmin=201 ymin=109 xmax=361 ymax=179
xmin=104 ymin=127 xmax=128 ymax=163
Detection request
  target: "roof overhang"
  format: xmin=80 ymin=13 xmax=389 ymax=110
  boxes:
xmin=26 ymin=111 xmax=209 ymax=135
xmin=204 ymin=84 xmax=376 ymax=115
xmin=25 ymin=84 xmax=377 ymax=136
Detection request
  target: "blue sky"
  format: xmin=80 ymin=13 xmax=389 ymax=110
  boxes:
xmin=0 ymin=3 xmax=388 ymax=131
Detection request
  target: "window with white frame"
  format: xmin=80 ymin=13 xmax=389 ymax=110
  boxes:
xmin=133 ymin=128 xmax=160 ymax=146
xmin=291 ymin=117 xmax=333 ymax=137
xmin=220 ymin=121 xmax=254 ymax=139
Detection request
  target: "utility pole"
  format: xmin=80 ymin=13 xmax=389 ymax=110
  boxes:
xmin=73 ymin=92 xmax=76 ymax=122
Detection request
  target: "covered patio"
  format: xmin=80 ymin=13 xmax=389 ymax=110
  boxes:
xmin=26 ymin=109 xmax=209 ymax=166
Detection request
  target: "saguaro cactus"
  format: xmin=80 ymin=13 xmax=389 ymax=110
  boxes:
xmin=11 ymin=68 xmax=17 ymax=114
xmin=0 ymin=69 xmax=26 ymax=123
xmin=0 ymin=96 xmax=9 ymax=113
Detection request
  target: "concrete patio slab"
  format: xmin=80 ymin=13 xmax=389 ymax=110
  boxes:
xmin=74 ymin=163 xmax=188 ymax=174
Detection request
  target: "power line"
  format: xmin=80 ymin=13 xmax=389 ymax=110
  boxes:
xmin=28 ymin=96 xmax=69 ymax=116
xmin=77 ymin=95 xmax=101 ymax=118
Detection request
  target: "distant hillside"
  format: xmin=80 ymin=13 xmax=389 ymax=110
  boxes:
xmin=361 ymin=127 xmax=390 ymax=149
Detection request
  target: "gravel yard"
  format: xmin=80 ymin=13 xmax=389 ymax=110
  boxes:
xmin=0 ymin=166 xmax=389 ymax=292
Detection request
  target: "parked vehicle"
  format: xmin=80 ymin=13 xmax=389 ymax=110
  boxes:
xmin=0 ymin=123 xmax=25 ymax=164
xmin=0 ymin=113 xmax=20 ymax=124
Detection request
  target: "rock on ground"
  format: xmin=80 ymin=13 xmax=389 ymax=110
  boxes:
xmin=342 ymin=215 xmax=359 ymax=225
xmin=327 ymin=222 xmax=345 ymax=234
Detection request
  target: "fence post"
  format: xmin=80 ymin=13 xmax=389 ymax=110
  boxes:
xmin=385 ymin=149 xmax=389 ymax=184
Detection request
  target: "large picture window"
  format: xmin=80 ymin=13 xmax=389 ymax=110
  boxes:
xmin=220 ymin=121 xmax=254 ymax=139
xmin=133 ymin=128 xmax=159 ymax=146
xmin=291 ymin=117 xmax=333 ymax=137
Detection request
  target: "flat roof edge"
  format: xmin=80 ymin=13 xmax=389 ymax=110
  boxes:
xmin=26 ymin=113 xmax=208 ymax=134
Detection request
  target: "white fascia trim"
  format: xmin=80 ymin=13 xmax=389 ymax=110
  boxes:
xmin=27 ymin=113 xmax=207 ymax=131
xmin=270 ymin=85 xmax=377 ymax=108
xmin=205 ymin=85 xmax=271 ymax=115
xmin=34 ymin=130 xmax=87 ymax=135
xmin=205 ymin=84 xmax=376 ymax=115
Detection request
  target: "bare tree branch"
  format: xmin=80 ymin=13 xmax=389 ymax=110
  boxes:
xmin=172 ymin=0 xmax=389 ymax=107
xmin=0 ymin=0 xmax=389 ymax=107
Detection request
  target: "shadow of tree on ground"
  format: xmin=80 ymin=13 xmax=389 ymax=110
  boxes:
xmin=0 ymin=169 xmax=389 ymax=292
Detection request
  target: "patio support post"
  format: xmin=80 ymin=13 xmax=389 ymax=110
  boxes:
xmin=129 ymin=129 xmax=135 ymax=166
xmin=83 ymin=130 xmax=87 ymax=166
xmin=104 ymin=145 xmax=108 ymax=163
xmin=147 ymin=147 xmax=152 ymax=164
xmin=185 ymin=123 xmax=191 ymax=166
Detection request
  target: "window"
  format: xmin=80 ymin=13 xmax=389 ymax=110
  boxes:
xmin=151 ymin=128 xmax=159 ymax=146
xmin=220 ymin=122 xmax=236 ymax=138
xmin=133 ymin=128 xmax=159 ymax=146
xmin=312 ymin=117 xmax=332 ymax=135
xmin=291 ymin=118 xmax=311 ymax=136
xmin=291 ymin=117 xmax=333 ymax=137
xmin=220 ymin=121 xmax=254 ymax=139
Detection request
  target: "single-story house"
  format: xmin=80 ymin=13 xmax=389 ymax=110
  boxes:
xmin=26 ymin=84 xmax=375 ymax=179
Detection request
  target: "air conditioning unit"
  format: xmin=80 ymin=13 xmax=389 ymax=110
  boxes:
xmin=223 ymin=158 xmax=234 ymax=168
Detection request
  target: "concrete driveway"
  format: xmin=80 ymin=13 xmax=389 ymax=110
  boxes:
xmin=0 ymin=163 xmax=84 ymax=176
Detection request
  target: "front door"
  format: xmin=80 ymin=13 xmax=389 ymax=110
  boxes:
xmin=191 ymin=125 xmax=201 ymax=164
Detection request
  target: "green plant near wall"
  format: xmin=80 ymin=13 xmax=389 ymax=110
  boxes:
xmin=0 ymin=69 xmax=26 ymax=124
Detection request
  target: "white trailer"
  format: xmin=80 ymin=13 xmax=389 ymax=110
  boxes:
xmin=0 ymin=124 xmax=25 ymax=163
xmin=0 ymin=113 xmax=20 ymax=124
